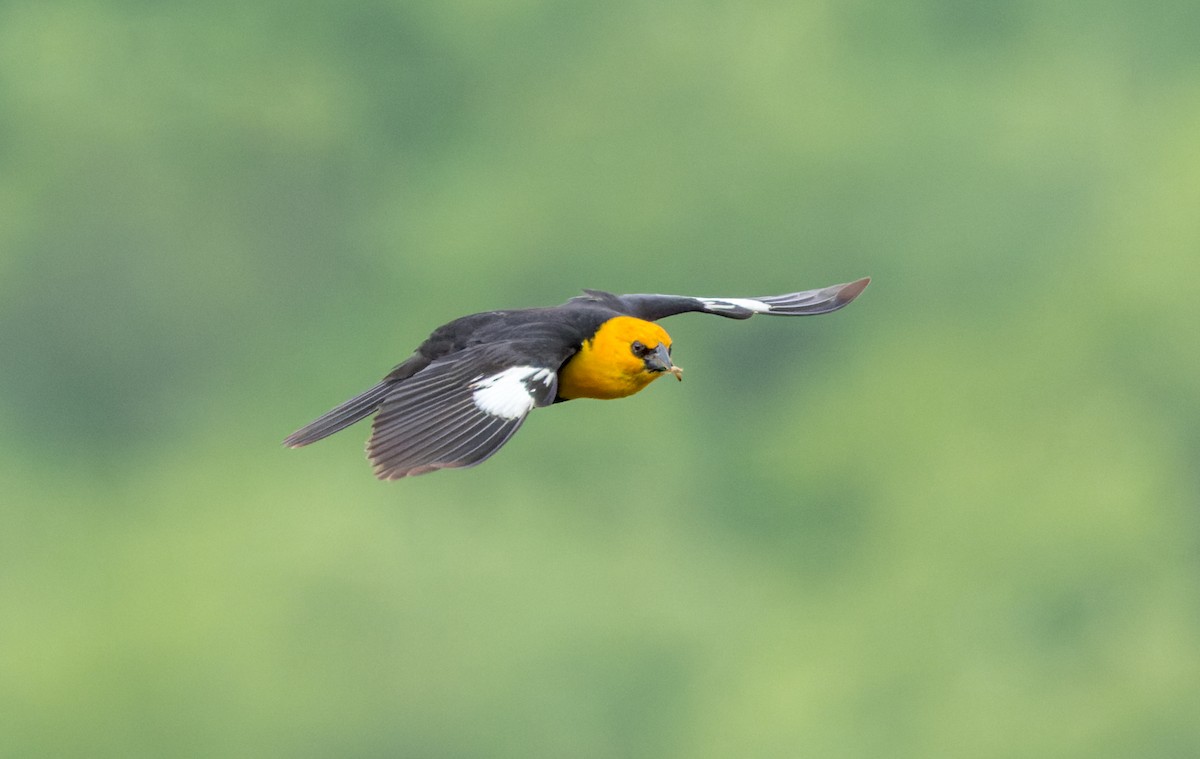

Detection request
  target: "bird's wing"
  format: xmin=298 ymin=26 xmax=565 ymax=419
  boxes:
xmin=615 ymin=277 xmax=870 ymax=321
xmin=366 ymin=342 xmax=562 ymax=480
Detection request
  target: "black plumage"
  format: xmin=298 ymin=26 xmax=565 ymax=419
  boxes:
xmin=284 ymin=277 xmax=869 ymax=479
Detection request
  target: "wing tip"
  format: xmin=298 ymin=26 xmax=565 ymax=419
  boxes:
xmin=836 ymin=276 xmax=871 ymax=305
xmin=369 ymin=457 xmax=477 ymax=480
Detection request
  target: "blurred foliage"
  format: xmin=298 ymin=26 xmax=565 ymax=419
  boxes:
xmin=2 ymin=1 xmax=1199 ymax=757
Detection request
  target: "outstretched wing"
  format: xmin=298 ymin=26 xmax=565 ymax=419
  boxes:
xmin=366 ymin=342 xmax=562 ymax=480
xmin=615 ymin=277 xmax=870 ymax=321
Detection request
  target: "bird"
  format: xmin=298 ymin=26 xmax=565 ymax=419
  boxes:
xmin=284 ymin=277 xmax=870 ymax=479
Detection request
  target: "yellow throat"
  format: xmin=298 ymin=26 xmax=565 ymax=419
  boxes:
xmin=558 ymin=316 xmax=675 ymax=400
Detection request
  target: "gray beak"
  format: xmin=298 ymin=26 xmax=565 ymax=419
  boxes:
xmin=644 ymin=343 xmax=683 ymax=381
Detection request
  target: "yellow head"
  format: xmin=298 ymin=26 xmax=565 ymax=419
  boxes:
xmin=557 ymin=316 xmax=683 ymax=401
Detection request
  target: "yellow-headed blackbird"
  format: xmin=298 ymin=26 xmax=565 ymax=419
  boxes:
xmin=284 ymin=277 xmax=869 ymax=479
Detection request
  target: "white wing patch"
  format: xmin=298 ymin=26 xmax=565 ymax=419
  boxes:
xmin=470 ymin=366 xmax=554 ymax=420
xmin=698 ymin=297 xmax=772 ymax=313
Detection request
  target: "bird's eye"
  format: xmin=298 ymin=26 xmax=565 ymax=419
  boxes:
xmin=631 ymin=340 xmax=647 ymax=357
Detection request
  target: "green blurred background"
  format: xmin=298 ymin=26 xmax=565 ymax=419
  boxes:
xmin=3 ymin=1 xmax=1198 ymax=757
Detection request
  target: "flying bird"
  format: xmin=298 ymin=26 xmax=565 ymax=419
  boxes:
xmin=284 ymin=277 xmax=869 ymax=479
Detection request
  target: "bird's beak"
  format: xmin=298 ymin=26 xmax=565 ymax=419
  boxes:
xmin=645 ymin=343 xmax=683 ymax=381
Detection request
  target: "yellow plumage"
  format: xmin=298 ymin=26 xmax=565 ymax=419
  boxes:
xmin=557 ymin=316 xmax=674 ymax=400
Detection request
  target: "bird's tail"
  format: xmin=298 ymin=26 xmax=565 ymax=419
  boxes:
xmin=283 ymin=381 xmax=391 ymax=448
